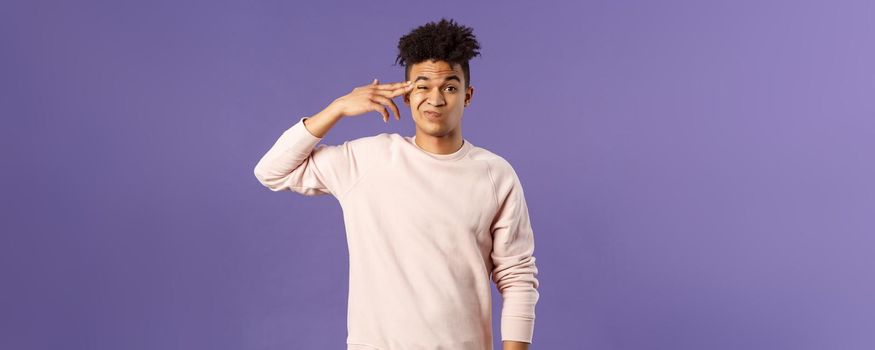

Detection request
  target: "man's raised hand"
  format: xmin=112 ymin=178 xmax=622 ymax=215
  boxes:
xmin=329 ymin=78 xmax=414 ymax=123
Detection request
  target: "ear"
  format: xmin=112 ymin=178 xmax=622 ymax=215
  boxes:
xmin=465 ymin=85 xmax=474 ymax=106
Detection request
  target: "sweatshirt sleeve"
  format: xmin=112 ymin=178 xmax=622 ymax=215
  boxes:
xmin=253 ymin=116 xmax=362 ymax=198
xmin=489 ymin=161 xmax=541 ymax=344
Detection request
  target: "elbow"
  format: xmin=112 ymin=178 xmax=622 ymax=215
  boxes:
xmin=253 ymin=165 xmax=282 ymax=191
xmin=253 ymin=166 xmax=264 ymax=184
xmin=493 ymin=255 xmax=540 ymax=293
xmin=252 ymin=160 xmax=328 ymax=196
xmin=253 ymin=164 xmax=268 ymax=185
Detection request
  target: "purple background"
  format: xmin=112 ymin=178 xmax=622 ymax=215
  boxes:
xmin=2 ymin=0 xmax=874 ymax=349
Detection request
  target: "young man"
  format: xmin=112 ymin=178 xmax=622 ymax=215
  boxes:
xmin=254 ymin=18 xmax=540 ymax=350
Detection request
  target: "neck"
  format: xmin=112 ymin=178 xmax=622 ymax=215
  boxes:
xmin=414 ymin=129 xmax=464 ymax=155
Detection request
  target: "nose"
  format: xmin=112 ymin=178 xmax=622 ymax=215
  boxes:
xmin=426 ymin=87 xmax=446 ymax=107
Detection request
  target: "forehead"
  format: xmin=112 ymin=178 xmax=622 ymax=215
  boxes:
xmin=409 ymin=60 xmax=464 ymax=80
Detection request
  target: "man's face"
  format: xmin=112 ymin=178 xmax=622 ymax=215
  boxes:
xmin=403 ymin=59 xmax=474 ymax=138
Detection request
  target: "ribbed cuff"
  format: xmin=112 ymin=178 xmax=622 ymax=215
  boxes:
xmin=501 ymin=315 xmax=535 ymax=343
xmin=278 ymin=117 xmax=323 ymax=150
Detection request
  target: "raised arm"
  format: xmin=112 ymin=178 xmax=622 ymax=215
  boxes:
xmin=253 ymin=79 xmax=413 ymax=197
xmin=252 ymin=106 xmax=344 ymax=196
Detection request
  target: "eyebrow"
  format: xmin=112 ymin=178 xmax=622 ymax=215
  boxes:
xmin=413 ymin=75 xmax=461 ymax=84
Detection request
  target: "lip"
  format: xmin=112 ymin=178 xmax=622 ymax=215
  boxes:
xmin=423 ymin=111 xmax=442 ymax=119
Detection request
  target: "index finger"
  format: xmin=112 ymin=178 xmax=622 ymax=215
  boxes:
xmin=374 ymin=83 xmax=415 ymax=98
xmin=375 ymin=80 xmax=413 ymax=90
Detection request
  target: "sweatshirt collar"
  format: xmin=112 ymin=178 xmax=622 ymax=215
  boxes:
xmin=409 ymin=135 xmax=472 ymax=161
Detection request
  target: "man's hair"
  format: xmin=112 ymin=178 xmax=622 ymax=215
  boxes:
xmin=395 ymin=18 xmax=481 ymax=89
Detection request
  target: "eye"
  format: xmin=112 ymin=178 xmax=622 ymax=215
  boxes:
xmin=417 ymin=86 xmax=427 ymax=89
xmin=445 ymin=86 xmax=457 ymax=92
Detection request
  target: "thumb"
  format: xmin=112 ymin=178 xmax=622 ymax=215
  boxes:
xmin=372 ymin=78 xmax=378 ymax=85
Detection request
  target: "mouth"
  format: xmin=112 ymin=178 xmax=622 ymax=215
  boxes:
xmin=422 ymin=111 xmax=442 ymax=120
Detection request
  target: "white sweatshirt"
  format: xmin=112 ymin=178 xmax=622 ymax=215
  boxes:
xmin=254 ymin=117 xmax=540 ymax=350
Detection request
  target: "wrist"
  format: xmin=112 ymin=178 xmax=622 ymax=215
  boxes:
xmin=502 ymin=340 xmax=530 ymax=350
xmin=323 ymin=102 xmax=345 ymax=121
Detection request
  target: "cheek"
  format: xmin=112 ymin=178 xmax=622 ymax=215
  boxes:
xmin=410 ymin=93 xmax=426 ymax=104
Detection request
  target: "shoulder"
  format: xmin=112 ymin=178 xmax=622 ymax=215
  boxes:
xmin=466 ymin=145 xmax=525 ymax=201
xmin=330 ymin=132 xmax=404 ymax=164
xmin=334 ymin=132 xmax=398 ymax=154
xmin=469 ymin=145 xmax=518 ymax=180
xmin=345 ymin=132 xmax=395 ymax=147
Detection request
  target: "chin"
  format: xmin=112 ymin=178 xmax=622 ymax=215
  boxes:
xmin=415 ymin=115 xmax=458 ymax=133
xmin=420 ymin=125 xmax=455 ymax=138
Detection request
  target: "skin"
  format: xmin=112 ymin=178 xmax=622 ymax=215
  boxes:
xmin=401 ymin=59 xmax=474 ymax=155
xmin=301 ymin=59 xmax=475 ymax=157
xmin=300 ymin=63 xmax=529 ymax=350
xmin=301 ymin=79 xmax=412 ymax=137
xmin=503 ymin=340 xmax=530 ymax=350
